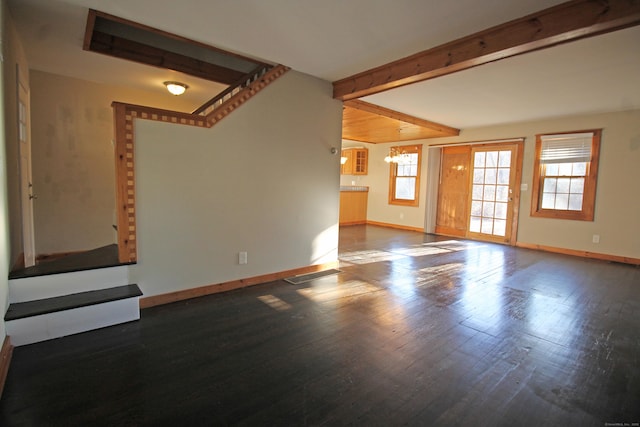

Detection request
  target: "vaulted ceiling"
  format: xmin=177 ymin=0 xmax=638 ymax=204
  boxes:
xmin=8 ymin=0 xmax=640 ymax=142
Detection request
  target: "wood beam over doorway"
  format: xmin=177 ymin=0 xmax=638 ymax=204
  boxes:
xmin=333 ymin=0 xmax=640 ymax=100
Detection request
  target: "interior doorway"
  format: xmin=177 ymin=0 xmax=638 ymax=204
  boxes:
xmin=434 ymin=140 xmax=524 ymax=245
xmin=17 ymin=65 xmax=36 ymax=267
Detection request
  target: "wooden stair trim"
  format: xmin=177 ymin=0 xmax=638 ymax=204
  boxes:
xmin=4 ymin=284 xmax=142 ymax=321
xmin=111 ymin=65 xmax=290 ymax=263
xmin=204 ymin=65 xmax=290 ymax=126
xmin=0 ymin=337 xmax=12 ymax=399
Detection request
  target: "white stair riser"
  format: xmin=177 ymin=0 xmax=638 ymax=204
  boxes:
xmin=6 ymin=297 xmax=140 ymax=346
xmin=9 ymin=266 xmax=129 ymax=303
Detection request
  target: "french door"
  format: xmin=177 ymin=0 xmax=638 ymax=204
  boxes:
xmin=435 ymin=141 xmax=522 ymax=244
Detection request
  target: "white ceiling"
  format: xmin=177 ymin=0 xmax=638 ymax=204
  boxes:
xmin=8 ymin=0 xmax=640 ymax=129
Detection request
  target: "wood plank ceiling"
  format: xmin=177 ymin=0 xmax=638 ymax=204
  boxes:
xmin=342 ymin=100 xmax=459 ymax=143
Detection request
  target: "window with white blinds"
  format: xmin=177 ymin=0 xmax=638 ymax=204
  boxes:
xmin=531 ymin=130 xmax=601 ymax=221
xmin=539 ymin=133 xmax=593 ymax=164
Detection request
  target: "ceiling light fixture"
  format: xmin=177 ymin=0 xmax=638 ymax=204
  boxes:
xmin=384 ymin=148 xmax=411 ymax=164
xmin=164 ymin=81 xmax=188 ymax=96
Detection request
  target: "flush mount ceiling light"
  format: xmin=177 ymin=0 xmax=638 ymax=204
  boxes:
xmin=164 ymin=81 xmax=188 ymax=96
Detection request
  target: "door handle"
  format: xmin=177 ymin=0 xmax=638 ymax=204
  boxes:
xmin=29 ymin=194 xmax=37 ymax=200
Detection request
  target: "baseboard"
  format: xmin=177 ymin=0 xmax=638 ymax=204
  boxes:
xmin=0 ymin=337 xmax=13 ymax=399
xmin=515 ymin=242 xmax=640 ymax=266
xmin=366 ymin=220 xmax=424 ymax=233
xmin=339 ymin=220 xmax=367 ymax=226
xmin=139 ymin=261 xmax=339 ymax=309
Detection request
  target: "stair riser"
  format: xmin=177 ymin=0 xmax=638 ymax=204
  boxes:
xmin=6 ymin=298 xmax=140 ymax=346
xmin=9 ymin=266 xmax=129 ymax=303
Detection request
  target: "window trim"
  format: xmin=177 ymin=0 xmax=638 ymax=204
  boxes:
xmin=530 ymin=129 xmax=601 ymax=221
xmin=388 ymin=144 xmax=422 ymax=207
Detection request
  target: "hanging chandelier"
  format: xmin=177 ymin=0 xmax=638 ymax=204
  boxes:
xmin=384 ymin=148 xmax=411 ymax=164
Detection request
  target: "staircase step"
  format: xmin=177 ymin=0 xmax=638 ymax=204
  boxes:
xmin=5 ymin=284 xmax=142 ymax=321
xmin=9 ymin=265 xmax=129 ymax=303
xmin=5 ymin=285 xmax=142 ymax=346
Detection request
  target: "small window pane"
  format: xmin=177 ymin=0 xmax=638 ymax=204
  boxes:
xmin=542 ymin=193 xmax=556 ymax=209
xmin=497 ymin=168 xmax=510 ymax=185
xmin=556 ymin=178 xmax=571 ymax=194
xmin=482 ymin=201 xmax=495 ymax=217
xmin=486 ymin=151 xmax=498 ymax=168
xmin=495 ymin=202 xmax=507 ymax=219
xmin=498 ymin=151 xmax=511 ymax=167
xmin=545 ymin=164 xmax=559 ymax=176
xmin=568 ymin=194 xmax=583 ymax=210
xmin=481 ymin=218 xmax=494 ymax=234
xmin=472 ymin=185 xmax=484 ymax=200
xmin=469 ymin=217 xmax=481 ymax=232
xmin=483 ymin=185 xmax=495 ymax=201
xmin=474 ymin=152 xmax=485 ymax=167
xmin=558 ymin=163 xmax=573 ymax=176
xmin=543 ymin=178 xmax=557 ymax=193
xmin=496 ymin=186 xmax=509 ymax=202
xmin=471 ymin=201 xmax=482 ymax=216
xmin=395 ymin=177 xmax=416 ymax=200
xmin=555 ymin=193 xmax=569 ymax=210
xmin=573 ymin=162 xmax=587 ymax=176
xmin=494 ymin=219 xmax=507 ymax=236
xmin=484 ymin=169 xmax=496 ymax=185
xmin=473 ymin=170 xmax=485 ymax=184
xmin=409 ymin=164 xmax=418 ymax=176
xmin=570 ymin=178 xmax=584 ymax=194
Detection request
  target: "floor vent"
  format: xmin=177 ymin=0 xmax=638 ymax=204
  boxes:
xmin=284 ymin=269 xmax=341 ymax=285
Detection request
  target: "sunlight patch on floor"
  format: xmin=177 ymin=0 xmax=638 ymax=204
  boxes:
xmin=297 ymin=280 xmax=382 ymax=303
xmin=393 ymin=246 xmax=451 ymax=257
xmin=416 ymin=263 xmax=464 ymax=288
xmin=257 ymin=295 xmax=293 ymax=312
xmin=339 ymin=250 xmax=406 ymax=265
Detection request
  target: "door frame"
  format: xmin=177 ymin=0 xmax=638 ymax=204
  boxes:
xmin=425 ymin=138 xmax=524 ymax=246
xmin=17 ymin=65 xmax=36 ymax=267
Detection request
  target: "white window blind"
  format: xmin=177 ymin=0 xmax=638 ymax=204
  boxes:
xmin=540 ymin=132 xmax=593 ymax=164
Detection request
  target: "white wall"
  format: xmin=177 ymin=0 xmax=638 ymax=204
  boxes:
xmin=0 ymin=0 xmax=10 ymax=339
xmin=351 ymin=109 xmax=640 ymax=260
xmin=131 ymin=71 xmax=343 ymax=297
xmin=29 ymin=71 xmax=198 ymax=255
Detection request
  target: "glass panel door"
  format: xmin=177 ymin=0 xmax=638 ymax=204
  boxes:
xmin=468 ymin=145 xmax=517 ymax=243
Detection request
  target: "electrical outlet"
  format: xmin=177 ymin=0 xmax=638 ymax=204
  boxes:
xmin=592 ymin=235 xmax=600 ymax=244
xmin=239 ymin=251 xmax=248 ymax=264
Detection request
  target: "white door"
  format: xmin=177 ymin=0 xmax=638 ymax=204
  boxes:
xmin=17 ymin=68 xmax=36 ymax=267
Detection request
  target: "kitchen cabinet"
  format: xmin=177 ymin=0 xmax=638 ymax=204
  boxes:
xmin=341 ymin=148 xmax=368 ymax=175
xmin=339 ymin=186 xmax=368 ymax=225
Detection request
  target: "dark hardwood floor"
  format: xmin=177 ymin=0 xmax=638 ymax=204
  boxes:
xmin=1 ymin=225 xmax=638 ymax=426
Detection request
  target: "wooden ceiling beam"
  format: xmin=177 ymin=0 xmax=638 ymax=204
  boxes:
xmin=333 ymin=0 xmax=640 ymax=100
